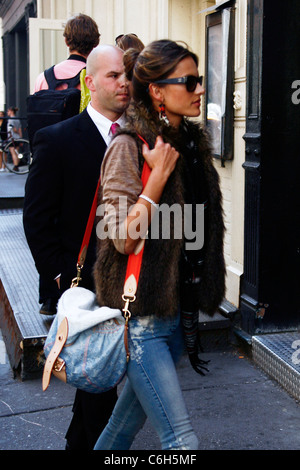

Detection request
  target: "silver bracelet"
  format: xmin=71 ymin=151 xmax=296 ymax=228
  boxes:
xmin=139 ymin=194 xmax=159 ymax=210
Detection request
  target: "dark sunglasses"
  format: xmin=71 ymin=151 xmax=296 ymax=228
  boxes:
xmin=153 ymin=75 xmax=203 ymax=92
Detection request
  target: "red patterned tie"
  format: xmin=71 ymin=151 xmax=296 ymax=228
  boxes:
xmin=110 ymin=122 xmax=120 ymax=135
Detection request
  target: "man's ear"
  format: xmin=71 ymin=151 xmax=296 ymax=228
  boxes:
xmin=85 ymin=74 xmax=96 ymax=92
xmin=148 ymin=83 xmax=164 ymax=102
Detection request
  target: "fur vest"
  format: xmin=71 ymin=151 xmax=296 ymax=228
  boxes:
xmin=93 ymin=106 xmax=225 ymax=318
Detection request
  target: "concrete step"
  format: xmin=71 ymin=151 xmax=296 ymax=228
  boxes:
xmin=197 ymin=299 xmax=238 ymax=352
xmin=0 ymin=211 xmax=51 ymax=380
xmin=252 ymin=332 xmax=300 ymax=401
xmin=0 ymin=172 xmax=27 ymax=210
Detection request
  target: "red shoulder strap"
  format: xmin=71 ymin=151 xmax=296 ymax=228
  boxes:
xmin=123 ymin=159 xmax=151 ymax=296
xmin=77 ymin=179 xmax=100 ymax=269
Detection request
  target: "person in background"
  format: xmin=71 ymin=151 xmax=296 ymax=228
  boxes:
xmin=118 ymin=35 xmax=144 ymax=101
xmin=0 ymin=111 xmax=7 ymax=172
xmin=93 ymin=39 xmax=225 ymax=450
xmin=34 ymin=13 xmax=100 ymax=92
xmin=23 ymin=45 xmax=130 ymax=450
xmin=7 ymin=107 xmax=22 ymax=172
xmin=116 ymin=33 xmax=144 ymax=52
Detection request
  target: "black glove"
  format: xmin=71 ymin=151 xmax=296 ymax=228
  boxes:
xmin=188 ymin=348 xmax=210 ymax=376
xmin=181 ymin=308 xmax=210 ymax=376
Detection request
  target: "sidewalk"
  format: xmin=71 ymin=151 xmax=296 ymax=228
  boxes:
xmin=0 ymin=171 xmax=300 ymax=451
xmin=1 ymin=335 xmax=300 ymax=451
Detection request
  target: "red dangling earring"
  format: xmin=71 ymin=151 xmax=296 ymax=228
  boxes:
xmin=158 ymin=103 xmax=170 ymax=126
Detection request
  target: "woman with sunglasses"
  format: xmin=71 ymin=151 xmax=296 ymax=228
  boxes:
xmin=93 ymin=40 xmax=225 ymax=450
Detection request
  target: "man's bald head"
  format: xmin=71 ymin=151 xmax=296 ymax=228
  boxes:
xmin=86 ymin=45 xmax=123 ymax=76
xmin=85 ymin=44 xmax=130 ymax=121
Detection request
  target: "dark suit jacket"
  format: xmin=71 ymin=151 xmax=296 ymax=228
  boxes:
xmin=23 ymin=109 xmax=107 ymax=293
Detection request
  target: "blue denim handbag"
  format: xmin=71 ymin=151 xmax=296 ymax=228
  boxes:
xmin=42 ymin=286 xmax=130 ymax=393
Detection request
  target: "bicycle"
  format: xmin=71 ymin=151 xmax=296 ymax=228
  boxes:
xmin=0 ymin=131 xmax=31 ymax=175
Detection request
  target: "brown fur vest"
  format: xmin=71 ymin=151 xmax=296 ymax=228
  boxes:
xmin=93 ymin=107 xmax=225 ymax=318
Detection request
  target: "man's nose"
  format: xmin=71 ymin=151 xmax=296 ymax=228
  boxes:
xmin=120 ymin=73 xmax=129 ymax=87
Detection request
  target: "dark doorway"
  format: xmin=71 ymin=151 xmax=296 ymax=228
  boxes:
xmin=2 ymin=15 xmax=29 ymax=135
xmin=241 ymin=0 xmax=300 ymax=334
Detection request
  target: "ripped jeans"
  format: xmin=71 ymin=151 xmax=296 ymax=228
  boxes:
xmin=94 ymin=311 xmax=198 ymax=450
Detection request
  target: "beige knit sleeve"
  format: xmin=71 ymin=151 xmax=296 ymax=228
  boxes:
xmin=99 ymin=134 xmax=143 ymax=254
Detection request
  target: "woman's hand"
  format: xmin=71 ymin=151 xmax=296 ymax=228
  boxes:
xmin=142 ymin=136 xmax=179 ymax=183
xmin=124 ymin=136 xmax=179 ymax=254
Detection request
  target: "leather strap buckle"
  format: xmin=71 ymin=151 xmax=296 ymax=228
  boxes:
xmin=42 ymin=317 xmax=68 ymax=391
xmin=53 ymin=357 xmax=65 ymax=372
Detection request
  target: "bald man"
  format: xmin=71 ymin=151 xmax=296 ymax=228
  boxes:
xmin=23 ymin=45 xmax=130 ymax=450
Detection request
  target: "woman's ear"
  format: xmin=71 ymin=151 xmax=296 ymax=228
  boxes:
xmin=148 ymin=83 xmax=164 ymax=102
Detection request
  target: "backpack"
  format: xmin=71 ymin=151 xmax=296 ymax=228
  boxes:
xmin=26 ymin=66 xmax=83 ymax=147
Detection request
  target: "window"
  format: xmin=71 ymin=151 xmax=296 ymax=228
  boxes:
xmin=205 ymin=6 xmax=235 ymax=165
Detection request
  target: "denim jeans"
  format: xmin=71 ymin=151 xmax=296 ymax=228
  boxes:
xmin=94 ymin=311 xmax=198 ymax=450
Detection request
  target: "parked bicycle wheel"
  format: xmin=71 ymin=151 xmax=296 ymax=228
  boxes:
xmin=3 ymin=138 xmax=31 ymax=174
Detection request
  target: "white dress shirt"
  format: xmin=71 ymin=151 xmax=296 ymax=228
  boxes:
xmin=86 ymin=102 xmax=126 ymax=146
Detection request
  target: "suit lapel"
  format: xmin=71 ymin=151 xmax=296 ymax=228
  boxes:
xmin=75 ymin=109 xmax=107 ymax=157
